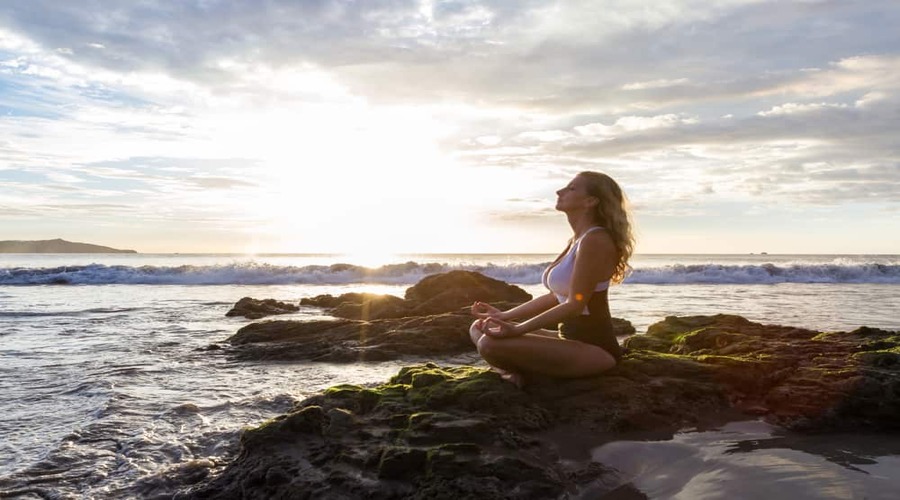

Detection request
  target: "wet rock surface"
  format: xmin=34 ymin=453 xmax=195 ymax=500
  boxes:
xmin=624 ymin=314 xmax=900 ymax=430
xmin=179 ymin=365 xmax=646 ymax=500
xmin=225 ymin=297 xmax=299 ymax=319
xmin=183 ymin=314 xmax=900 ymax=499
xmin=226 ymin=313 xmax=476 ymax=362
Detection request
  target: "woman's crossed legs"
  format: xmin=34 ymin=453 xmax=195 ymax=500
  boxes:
xmin=469 ymin=320 xmax=616 ymax=386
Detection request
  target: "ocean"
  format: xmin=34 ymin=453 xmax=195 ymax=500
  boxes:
xmin=1 ymin=253 xmax=898 ymax=499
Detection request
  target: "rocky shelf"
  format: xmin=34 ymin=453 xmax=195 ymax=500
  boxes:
xmin=183 ymin=297 xmax=900 ymax=498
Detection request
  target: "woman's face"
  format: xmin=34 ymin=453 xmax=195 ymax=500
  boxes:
xmin=555 ymin=175 xmax=597 ymax=212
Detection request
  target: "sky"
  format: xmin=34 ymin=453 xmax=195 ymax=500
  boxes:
xmin=0 ymin=0 xmax=898 ymax=255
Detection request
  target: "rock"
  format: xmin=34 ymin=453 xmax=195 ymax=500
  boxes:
xmin=224 ymin=312 xmax=635 ymax=362
xmin=225 ymin=297 xmax=299 ymax=320
xmin=402 ymin=270 xmax=533 ymax=316
xmin=300 ymin=293 xmax=410 ymax=319
xmin=623 ymin=314 xmax=900 ymax=430
xmin=182 ymin=316 xmax=900 ymax=498
xmin=179 ymin=365 xmax=618 ymax=499
xmin=225 ymin=314 xmax=475 ymax=362
xmin=612 ymin=317 xmax=635 ymax=337
xmin=300 ymin=271 xmax=533 ymax=320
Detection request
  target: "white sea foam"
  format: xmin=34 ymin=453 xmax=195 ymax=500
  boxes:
xmin=628 ymin=262 xmax=900 ymax=284
xmin=1 ymin=261 xmax=897 ymax=285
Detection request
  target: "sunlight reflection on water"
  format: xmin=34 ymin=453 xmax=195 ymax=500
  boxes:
xmin=590 ymin=421 xmax=900 ymax=500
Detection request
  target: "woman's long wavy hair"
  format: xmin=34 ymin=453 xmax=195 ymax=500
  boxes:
xmin=579 ymin=171 xmax=635 ymax=284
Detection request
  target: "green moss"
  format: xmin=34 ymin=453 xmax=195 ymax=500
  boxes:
xmin=811 ymin=332 xmax=838 ymax=341
xmin=615 ymin=350 xmax=717 ymax=381
xmin=411 ymin=370 xmax=452 ymax=388
xmin=853 ymin=350 xmax=900 ymax=368
xmin=324 ymin=384 xmax=364 ymax=395
xmin=244 ymin=415 xmax=283 ymax=436
xmin=375 ymin=383 xmax=411 ymax=395
xmin=695 ymin=354 xmax=760 ymax=364
xmin=391 ymin=364 xmax=486 ymax=386
xmin=814 ymin=330 xmax=900 ymax=345
xmin=673 ymin=328 xmax=709 ymax=343
xmin=625 ymin=326 xmax=719 ymax=353
xmin=354 ymin=388 xmax=380 ymax=413
xmin=368 ymin=383 xmax=410 ymax=413
xmin=284 ymin=405 xmax=326 ymax=433
xmin=859 ymin=339 xmax=900 ymax=352
xmin=241 ymin=405 xmax=325 ymax=445
xmin=320 ymin=383 xmax=385 ymax=414
xmin=406 ymin=369 xmax=499 ymax=408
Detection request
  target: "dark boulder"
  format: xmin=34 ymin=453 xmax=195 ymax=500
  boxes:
xmin=301 ymin=293 xmax=411 ymax=320
xmin=226 ymin=313 xmax=475 ymax=362
xmin=301 ymin=271 xmax=533 ymax=320
xmin=403 ymin=270 xmax=533 ymax=316
xmin=225 ymin=297 xmax=299 ymax=320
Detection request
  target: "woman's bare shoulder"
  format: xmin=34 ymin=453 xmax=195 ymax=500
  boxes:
xmin=580 ymin=228 xmax=616 ymax=251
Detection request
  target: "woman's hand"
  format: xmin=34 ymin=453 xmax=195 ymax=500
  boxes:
xmin=482 ymin=317 xmax=524 ymax=338
xmin=471 ymin=301 xmax=505 ymax=320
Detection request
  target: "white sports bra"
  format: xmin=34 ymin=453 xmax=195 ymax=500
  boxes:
xmin=542 ymin=226 xmax=611 ymax=314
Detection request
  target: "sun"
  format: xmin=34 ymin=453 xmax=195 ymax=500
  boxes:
xmin=332 ymin=251 xmax=406 ymax=268
xmin=200 ymin=88 xmax=557 ymax=255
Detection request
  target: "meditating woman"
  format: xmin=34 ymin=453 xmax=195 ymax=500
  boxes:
xmin=469 ymin=171 xmax=635 ymax=386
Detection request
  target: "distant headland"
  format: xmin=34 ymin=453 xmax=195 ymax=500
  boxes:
xmin=0 ymin=238 xmax=137 ymax=253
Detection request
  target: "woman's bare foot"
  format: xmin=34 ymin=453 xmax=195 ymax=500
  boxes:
xmin=499 ymin=371 xmax=525 ymax=389
xmin=491 ymin=366 xmax=525 ymax=389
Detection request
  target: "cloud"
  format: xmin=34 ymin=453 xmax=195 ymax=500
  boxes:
xmin=574 ymin=114 xmax=699 ymax=137
xmin=622 ymin=78 xmax=691 ymax=90
xmin=0 ymin=0 xmax=898 ymax=251
xmin=188 ymin=176 xmax=256 ymax=189
xmin=756 ymin=102 xmax=849 ymax=117
xmin=0 ymin=208 xmax=35 ymax=217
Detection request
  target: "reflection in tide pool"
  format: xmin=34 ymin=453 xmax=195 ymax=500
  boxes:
xmin=590 ymin=420 xmax=900 ymax=500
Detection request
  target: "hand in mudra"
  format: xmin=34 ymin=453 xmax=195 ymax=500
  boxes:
xmin=471 ymin=301 xmax=502 ymax=319
xmin=482 ymin=317 xmax=523 ymax=338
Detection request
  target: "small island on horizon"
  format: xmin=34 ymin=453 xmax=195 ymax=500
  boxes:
xmin=0 ymin=238 xmax=137 ymax=254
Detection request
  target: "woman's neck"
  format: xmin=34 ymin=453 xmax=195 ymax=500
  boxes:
xmin=565 ymin=211 xmax=598 ymax=238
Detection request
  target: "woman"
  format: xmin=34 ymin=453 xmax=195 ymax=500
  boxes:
xmin=469 ymin=171 xmax=635 ymax=386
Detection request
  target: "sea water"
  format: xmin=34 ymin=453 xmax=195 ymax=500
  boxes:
xmin=1 ymin=253 xmax=898 ymax=499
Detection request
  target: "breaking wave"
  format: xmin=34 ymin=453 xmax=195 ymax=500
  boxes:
xmin=1 ymin=261 xmax=898 ymax=285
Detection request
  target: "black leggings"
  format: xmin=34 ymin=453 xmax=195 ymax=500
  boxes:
xmin=558 ymin=315 xmax=623 ymax=363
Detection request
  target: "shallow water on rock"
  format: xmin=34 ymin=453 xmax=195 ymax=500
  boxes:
xmin=589 ymin=420 xmax=900 ymax=500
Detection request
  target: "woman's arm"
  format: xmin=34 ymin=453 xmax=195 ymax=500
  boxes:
xmin=472 ymin=292 xmax=558 ymax=322
xmin=483 ymin=292 xmax=559 ymax=321
xmin=485 ymin=231 xmax=617 ymax=336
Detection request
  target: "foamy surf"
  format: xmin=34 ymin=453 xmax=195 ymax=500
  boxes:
xmin=1 ymin=261 xmax=897 ymax=285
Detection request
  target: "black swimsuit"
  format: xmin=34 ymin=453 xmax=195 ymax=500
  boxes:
xmin=557 ymin=290 xmax=623 ymax=363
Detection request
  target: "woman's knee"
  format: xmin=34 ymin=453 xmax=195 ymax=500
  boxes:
xmin=476 ymin=334 xmax=506 ymax=359
xmin=469 ymin=320 xmax=484 ymax=345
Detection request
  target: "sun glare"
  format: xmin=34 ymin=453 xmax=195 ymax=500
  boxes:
xmin=192 ymin=82 xmax=568 ymax=255
xmin=333 ymin=251 xmax=405 ymax=268
xmin=211 ymin=100 xmax=488 ymax=254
